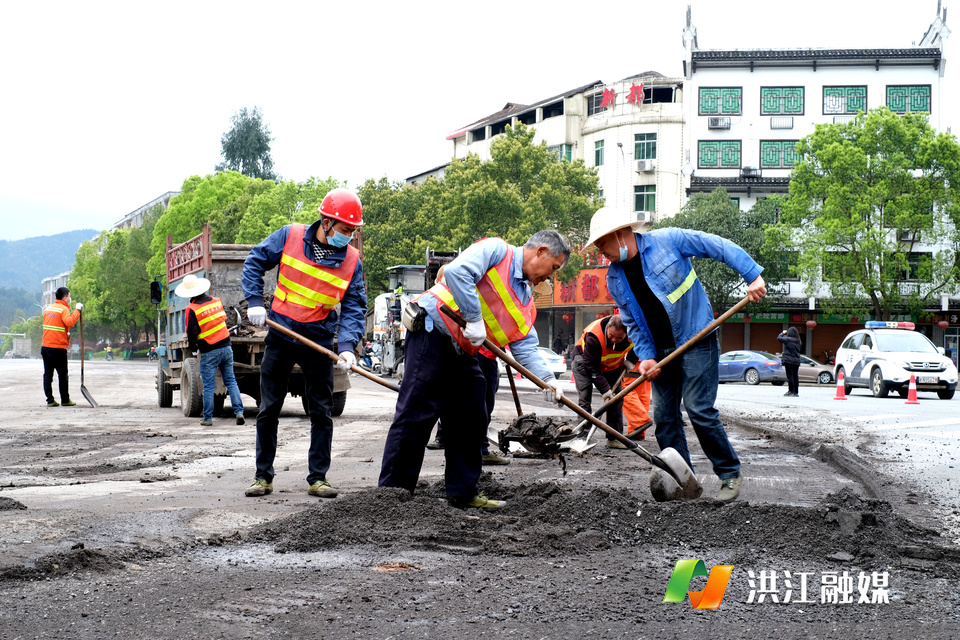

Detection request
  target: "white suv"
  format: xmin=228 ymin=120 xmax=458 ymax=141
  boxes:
xmin=834 ymin=322 xmax=958 ymax=399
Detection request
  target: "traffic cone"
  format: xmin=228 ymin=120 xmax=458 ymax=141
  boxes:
xmin=905 ymin=374 xmax=920 ymax=405
xmin=570 ymin=372 xmax=575 ymax=383
xmin=515 ymin=370 xmax=522 ymax=380
xmin=834 ymin=370 xmax=847 ymax=401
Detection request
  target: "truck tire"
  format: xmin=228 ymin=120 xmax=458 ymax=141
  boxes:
xmin=331 ymin=391 xmax=347 ymax=417
xmin=213 ymin=395 xmax=225 ymax=416
xmin=180 ymin=358 xmax=203 ymax=417
xmin=157 ymin=366 xmax=173 ymax=408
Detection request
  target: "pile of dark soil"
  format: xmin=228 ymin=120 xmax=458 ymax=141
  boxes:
xmin=250 ymin=480 xmax=958 ymax=572
xmin=0 ymin=497 xmax=26 ymax=511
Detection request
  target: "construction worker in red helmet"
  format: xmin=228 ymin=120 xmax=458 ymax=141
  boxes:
xmin=241 ymin=187 xmax=366 ymax=500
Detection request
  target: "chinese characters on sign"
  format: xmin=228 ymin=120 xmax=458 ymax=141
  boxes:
xmin=626 ymin=83 xmax=645 ymax=105
xmin=553 ymin=269 xmax=614 ymax=305
xmin=599 ymin=88 xmax=617 ymax=109
xmin=746 ymin=570 xmax=890 ymax=604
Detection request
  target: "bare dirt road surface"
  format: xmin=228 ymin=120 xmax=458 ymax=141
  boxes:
xmin=1 ymin=359 xmax=958 ymax=638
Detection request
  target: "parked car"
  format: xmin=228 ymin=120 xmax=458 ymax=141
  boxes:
xmin=718 ymin=350 xmax=786 ymax=385
xmin=497 ymin=346 xmax=567 ymax=378
xmin=773 ymin=353 xmax=835 ymax=384
xmin=834 ymin=321 xmax=958 ymax=399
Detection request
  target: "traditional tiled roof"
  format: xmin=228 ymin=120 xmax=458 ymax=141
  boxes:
xmin=691 ymin=48 xmax=942 ymax=70
xmin=688 ymin=176 xmax=791 ymax=195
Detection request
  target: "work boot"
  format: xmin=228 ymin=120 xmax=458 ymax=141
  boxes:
xmin=46 ymin=400 xmax=59 ymax=407
xmin=481 ymin=450 xmax=511 ymax=466
xmin=451 ymin=493 xmax=505 ymax=509
xmin=245 ymin=478 xmax=273 ymax=497
xmin=426 ymin=437 xmax=444 ymax=450
xmin=236 ymin=414 xmax=245 ymax=425
xmin=606 ymin=438 xmax=628 ymax=449
xmin=61 ymin=400 xmax=76 ymax=407
xmin=308 ymin=480 xmax=338 ymax=498
xmin=200 ymin=419 xmax=213 ymax=426
xmin=717 ymin=476 xmax=743 ymax=503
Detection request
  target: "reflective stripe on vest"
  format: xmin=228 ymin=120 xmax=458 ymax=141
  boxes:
xmin=578 ymin=318 xmax=633 ymax=372
xmin=271 ymin=223 xmax=359 ymax=323
xmin=42 ymin=305 xmax=66 ymax=333
xmin=423 ymin=241 xmax=536 ymax=354
xmin=667 ymin=267 xmax=698 ymax=305
xmin=188 ymin=298 xmax=230 ymax=345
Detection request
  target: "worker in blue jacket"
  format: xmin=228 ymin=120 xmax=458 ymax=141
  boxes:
xmin=584 ymin=208 xmax=767 ymax=503
xmin=241 ymin=189 xmax=367 ymax=500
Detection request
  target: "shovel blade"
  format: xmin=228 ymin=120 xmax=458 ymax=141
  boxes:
xmin=649 ymin=447 xmax=701 ymax=501
xmin=81 ymin=385 xmax=98 ymax=408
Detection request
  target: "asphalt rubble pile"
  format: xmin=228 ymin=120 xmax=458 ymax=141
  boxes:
xmin=249 ymin=478 xmax=960 ymax=574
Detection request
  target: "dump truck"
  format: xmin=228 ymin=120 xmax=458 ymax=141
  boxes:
xmin=156 ymin=223 xmax=351 ymax=417
xmin=12 ymin=337 xmax=32 ymax=359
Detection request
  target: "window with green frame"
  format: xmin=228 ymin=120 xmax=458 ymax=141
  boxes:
xmin=594 ymin=140 xmax=605 ymax=166
xmin=698 ymin=141 xmax=741 ymax=168
xmin=548 ymin=144 xmax=573 ymax=162
xmin=823 ymin=86 xmax=866 ymax=114
xmin=761 ymin=87 xmax=804 ymax=115
xmin=634 ymin=185 xmax=656 ymax=212
xmin=699 ymin=87 xmax=741 ymax=115
xmin=635 ymin=133 xmax=657 ymax=160
xmin=780 ymin=251 xmax=801 ymax=281
xmin=884 ymin=252 xmax=931 ymax=282
xmin=886 ymin=85 xmax=931 ymax=114
xmin=759 ymin=141 xmax=800 ymax=168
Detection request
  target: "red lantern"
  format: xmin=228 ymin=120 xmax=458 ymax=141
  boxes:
xmin=562 ymin=313 xmax=573 ymax=325
xmin=806 ymin=320 xmax=817 ymax=329
xmin=939 ymin=320 xmax=950 ymax=330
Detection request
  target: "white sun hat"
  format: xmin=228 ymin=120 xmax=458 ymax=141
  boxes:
xmin=583 ymin=207 xmax=647 ymax=251
xmin=174 ymin=274 xmax=211 ymax=298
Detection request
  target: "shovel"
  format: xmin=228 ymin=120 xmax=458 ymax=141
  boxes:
xmin=78 ymin=311 xmax=98 ymax=408
xmin=440 ymin=305 xmax=701 ymax=501
xmin=564 ymin=369 xmax=626 ymax=454
xmin=265 ymin=319 xmax=401 ymax=393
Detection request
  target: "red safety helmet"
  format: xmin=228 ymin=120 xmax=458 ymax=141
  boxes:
xmin=318 ymin=188 xmax=363 ymax=226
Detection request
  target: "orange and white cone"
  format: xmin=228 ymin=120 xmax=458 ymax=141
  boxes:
xmin=834 ymin=370 xmax=847 ymax=401
xmin=905 ymin=374 xmax=920 ymax=405
xmin=515 ymin=370 xmax=522 ymax=381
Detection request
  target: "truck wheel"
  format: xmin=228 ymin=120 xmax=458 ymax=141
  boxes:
xmin=213 ymin=395 xmax=225 ymax=416
xmin=180 ymin=358 xmax=203 ymax=417
xmin=331 ymin=391 xmax=347 ymax=417
xmin=157 ymin=366 xmax=173 ymax=408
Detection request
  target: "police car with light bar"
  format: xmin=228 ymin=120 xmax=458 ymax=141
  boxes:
xmin=834 ymin=322 xmax=958 ymax=399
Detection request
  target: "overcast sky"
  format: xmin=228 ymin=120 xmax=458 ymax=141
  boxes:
xmin=0 ymin=0 xmax=954 ymax=241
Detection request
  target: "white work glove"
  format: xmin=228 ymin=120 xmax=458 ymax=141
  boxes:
xmin=192 ymin=350 xmax=199 ymax=357
xmin=463 ymin=320 xmax=486 ymax=347
xmin=543 ymin=379 xmax=564 ymax=404
xmin=247 ymin=306 xmax=266 ymax=326
xmin=602 ymin=390 xmax=615 ymax=404
xmin=337 ymin=351 xmax=356 ymax=372
xmin=75 ymin=302 xmax=84 ymax=311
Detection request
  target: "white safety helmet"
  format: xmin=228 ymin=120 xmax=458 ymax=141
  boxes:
xmin=584 ymin=207 xmax=647 ymax=251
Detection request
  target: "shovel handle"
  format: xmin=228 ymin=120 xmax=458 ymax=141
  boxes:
xmin=504 ymin=363 xmax=524 ymax=417
xmin=586 ymin=296 xmax=752 ymax=418
xmin=438 ymin=305 xmax=664 ymax=468
xmin=265 ymin=319 xmax=401 ymax=393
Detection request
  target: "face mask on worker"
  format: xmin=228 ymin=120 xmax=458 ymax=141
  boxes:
xmin=324 ymin=220 xmax=352 ymax=248
xmin=616 ymin=231 xmax=629 ymax=262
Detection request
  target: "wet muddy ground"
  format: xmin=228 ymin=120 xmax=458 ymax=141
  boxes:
xmin=0 ymin=361 xmax=958 ymax=638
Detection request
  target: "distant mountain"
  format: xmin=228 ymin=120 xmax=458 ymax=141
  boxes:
xmin=0 ymin=229 xmax=97 ymax=291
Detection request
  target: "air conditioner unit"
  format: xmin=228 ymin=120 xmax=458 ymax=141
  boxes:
xmin=636 ymin=211 xmax=652 ymax=223
xmin=636 ymin=159 xmax=655 ymax=173
xmin=707 ymin=117 xmax=731 ymax=129
xmin=741 ymin=166 xmax=761 ymax=178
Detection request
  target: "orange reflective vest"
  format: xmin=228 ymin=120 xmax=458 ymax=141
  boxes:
xmin=41 ymin=300 xmax=80 ymax=349
xmin=578 ymin=317 xmax=634 ymax=372
xmin=424 ymin=240 xmax=536 ymax=355
xmin=188 ymin=297 xmax=230 ymax=346
xmin=271 ymin=223 xmax=360 ymax=323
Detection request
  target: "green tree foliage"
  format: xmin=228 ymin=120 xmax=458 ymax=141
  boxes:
xmin=767 ymin=107 xmax=960 ymax=320
xmin=216 ymin=107 xmax=277 ymax=180
xmin=655 ymin=188 xmax=788 ymax=314
xmin=235 ymin=176 xmax=343 ymax=244
xmin=358 ymin=124 xmax=600 ymax=301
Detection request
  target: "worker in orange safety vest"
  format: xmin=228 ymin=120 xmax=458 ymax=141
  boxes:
xmin=41 ymin=286 xmax=82 ymax=407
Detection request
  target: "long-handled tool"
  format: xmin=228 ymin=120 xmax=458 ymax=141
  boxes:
xmin=440 ymin=305 xmax=701 ymax=501
xmin=504 ymin=363 xmax=523 ymax=417
xmin=266 ymin=319 xmax=401 ymax=393
xmin=567 ymin=369 xmax=626 ymax=454
xmin=78 ymin=311 xmax=98 ymax=408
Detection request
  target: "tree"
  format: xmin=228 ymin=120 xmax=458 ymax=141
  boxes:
xmin=768 ymin=107 xmax=960 ymax=320
xmin=216 ymin=107 xmax=278 ymax=181
xmin=656 ymin=188 xmax=788 ymax=314
xmin=235 ymin=176 xmax=343 ymax=244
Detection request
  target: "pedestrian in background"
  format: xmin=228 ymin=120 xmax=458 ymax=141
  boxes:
xmin=778 ymin=326 xmax=803 ymax=397
xmin=177 ymin=274 xmax=245 ymax=427
xmin=40 ymin=287 xmax=82 ymax=407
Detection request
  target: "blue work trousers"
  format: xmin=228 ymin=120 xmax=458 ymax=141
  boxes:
xmin=254 ymin=331 xmax=334 ymax=485
xmin=379 ymin=328 xmax=487 ymax=499
xmin=652 ymin=334 xmax=740 ymax=479
xmin=199 ymin=345 xmax=244 ymax=421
